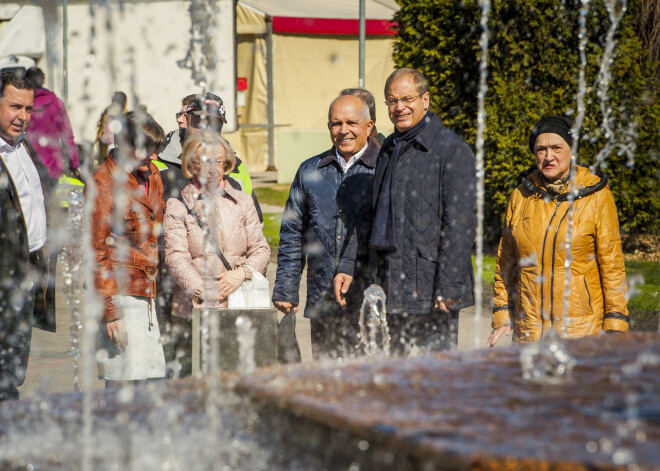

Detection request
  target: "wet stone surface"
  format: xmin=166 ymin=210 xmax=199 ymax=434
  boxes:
xmin=0 ymin=375 xmax=320 ymax=470
xmin=237 ymin=333 xmax=660 ymax=470
xmin=0 ymin=333 xmax=658 ymax=470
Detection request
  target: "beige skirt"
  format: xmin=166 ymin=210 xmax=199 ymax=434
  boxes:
xmin=98 ymin=296 xmax=166 ymax=381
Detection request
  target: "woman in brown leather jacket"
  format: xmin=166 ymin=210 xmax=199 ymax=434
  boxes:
xmin=91 ymin=111 xmax=167 ymax=385
xmin=488 ymin=116 xmax=629 ymax=346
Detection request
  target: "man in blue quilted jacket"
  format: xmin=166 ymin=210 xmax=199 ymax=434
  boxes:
xmin=335 ymin=68 xmax=476 ymax=356
xmin=273 ymin=94 xmax=380 ymax=360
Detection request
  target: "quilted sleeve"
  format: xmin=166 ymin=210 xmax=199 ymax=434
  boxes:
xmin=492 ymin=190 xmax=520 ymax=329
xmin=595 ymin=188 xmax=629 ymax=332
xmin=435 ymin=140 xmax=477 ymax=300
xmin=272 ymin=167 xmax=308 ymax=305
xmin=163 ymin=198 xmax=204 ymax=298
xmin=242 ymin=195 xmax=270 ymax=275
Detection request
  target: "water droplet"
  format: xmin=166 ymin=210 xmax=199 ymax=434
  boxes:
xmin=520 ymin=335 xmax=576 ymax=384
xmin=612 ymin=447 xmax=635 ymax=465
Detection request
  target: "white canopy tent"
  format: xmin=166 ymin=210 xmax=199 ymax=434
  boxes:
xmin=235 ymin=0 xmax=398 ymax=180
xmin=0 ymin=1 xmax=398 ymax=180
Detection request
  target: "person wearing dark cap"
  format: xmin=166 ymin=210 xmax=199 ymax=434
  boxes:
xmin=157 ymin=92 xmax=261 ymax=221
xmin=487 ymin=116 xmax=629 ymax=347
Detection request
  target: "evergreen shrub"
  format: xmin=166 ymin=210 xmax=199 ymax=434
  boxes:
xmin=392 ymin=0 xmax=660 ymax=246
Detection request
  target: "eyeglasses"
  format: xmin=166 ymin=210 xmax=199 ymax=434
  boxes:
xmin=175 ymin=112 xmax=186 ymax=119
xmin=384 ymin=94 xmax=424 ymax=108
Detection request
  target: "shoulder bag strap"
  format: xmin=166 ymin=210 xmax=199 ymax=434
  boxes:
xmin=179 ymin=196 xmax=233 ymax=272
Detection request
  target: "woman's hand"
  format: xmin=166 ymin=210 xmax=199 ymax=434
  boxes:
xmin=107 ymin=319 xmax=128 ymax=348
xmin=217 ymin=269 xmax=247 ymax=299
xmin=487 ymin=325 xmax=512 ymax=348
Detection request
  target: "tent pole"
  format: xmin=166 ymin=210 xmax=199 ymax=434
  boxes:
xmin=62 ymin=0 xmax=68 ymax=106
xmin=266 ymin=16 xmax=276 ymax=171
xmin=359 ymin=0 xmax=365 ymax=88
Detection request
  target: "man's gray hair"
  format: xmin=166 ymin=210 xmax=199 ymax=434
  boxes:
xmin=340 ymin=88 xmax=377 ymax=123
xmin=384 ymin=68 xmax=429 ymax=97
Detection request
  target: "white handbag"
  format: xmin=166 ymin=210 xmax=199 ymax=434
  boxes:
xmin=227 ymin=268 xmax=271 ymax=309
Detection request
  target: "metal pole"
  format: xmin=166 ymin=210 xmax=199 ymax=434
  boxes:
xmin=359 ymin=0 xmax=365 ymax=88
xmin=63 ymin=0 xmax=68 ymax=106
xmin=266 ymin=16 xmax=276 ymax=171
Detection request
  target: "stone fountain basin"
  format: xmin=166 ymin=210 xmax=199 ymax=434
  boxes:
xmin=0 ymin=333 xmax=658 ymax=470
xmin=236 ymin=332 xmax=660 ymax=470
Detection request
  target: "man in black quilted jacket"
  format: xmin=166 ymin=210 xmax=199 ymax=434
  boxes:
xmin=335 ymin=68 xmax=476 ymax=356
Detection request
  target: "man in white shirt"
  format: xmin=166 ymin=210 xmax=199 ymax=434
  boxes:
xmin=0 ymin=71 xmax=51 ymax=401
xmin=273 ymin=94 xmax=380 ymax=360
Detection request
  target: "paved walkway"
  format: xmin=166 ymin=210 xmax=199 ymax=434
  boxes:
xmin=18 ymin=172 xmax=508 ymax=399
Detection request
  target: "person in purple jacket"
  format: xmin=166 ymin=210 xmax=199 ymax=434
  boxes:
xmin=23 ymin=67 xmax=81 ymax=181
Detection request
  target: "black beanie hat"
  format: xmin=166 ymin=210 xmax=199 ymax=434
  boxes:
xmin=528 ymin=116 xmax=574 ymax=153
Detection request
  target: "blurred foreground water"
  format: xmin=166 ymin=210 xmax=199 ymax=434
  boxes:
xmin=1 ymin=332 xmax=658 ymax=470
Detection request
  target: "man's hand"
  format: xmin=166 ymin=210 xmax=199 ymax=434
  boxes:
xmin=333 ymin=273 xmax=354 ymax=306
xmin=106 ymin=319 xmax=128 ymax=348
xmin=487 ymin=325 xmax=512 ymax=348
xmin=434 ymin=298 xmax=460 ymax=312
xmin=217 ymin=269 xmax=246 ymax=299
xmin=274 ymin=301 xmax=298 ymax=314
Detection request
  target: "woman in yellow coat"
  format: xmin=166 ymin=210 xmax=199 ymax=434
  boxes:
xmin=488 ymin=116 xmax=629 ymax=346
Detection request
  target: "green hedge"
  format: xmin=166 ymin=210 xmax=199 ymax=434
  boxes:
xmin=393 ymin=0 xmax=660 ymax=245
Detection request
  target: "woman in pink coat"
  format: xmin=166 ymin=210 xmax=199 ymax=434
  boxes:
xmin=163 ymin=131 xmax=270 ymax=376
xmin=24 ymin=67 xmax=80 ymax=179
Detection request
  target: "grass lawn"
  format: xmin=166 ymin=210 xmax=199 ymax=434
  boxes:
xmin=473 ymin=255 xmax=496 ymax=285
xmin=254 ymin=185 xmax=290 ymax=208
xmin=626 ymin=261 xmax=660 ymax=331
xmin=262 ymin=212 xmax=282 ymax=252
xmin=474 ymin=255 xmax=658 ymax=331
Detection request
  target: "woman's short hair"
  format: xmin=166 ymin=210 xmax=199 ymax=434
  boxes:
xmin=181 ymin=130 xmax=236 ymax=179
xmin=114 ymin=110 xmax=165 ymax=153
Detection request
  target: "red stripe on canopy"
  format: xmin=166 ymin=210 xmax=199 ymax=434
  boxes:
xmin=272 ymin=17 xmax=397 ymax=35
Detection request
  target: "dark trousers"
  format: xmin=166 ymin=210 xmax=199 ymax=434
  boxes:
xmin=161 ymin=315 xmax=193 ymax=378
xmin=387 ymin=310 xmax=460 ymax=358
xmin=0 ymin=282 xmax=34 ymax=401
xmin=309 ymin=310 xmax=363 ymax=360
